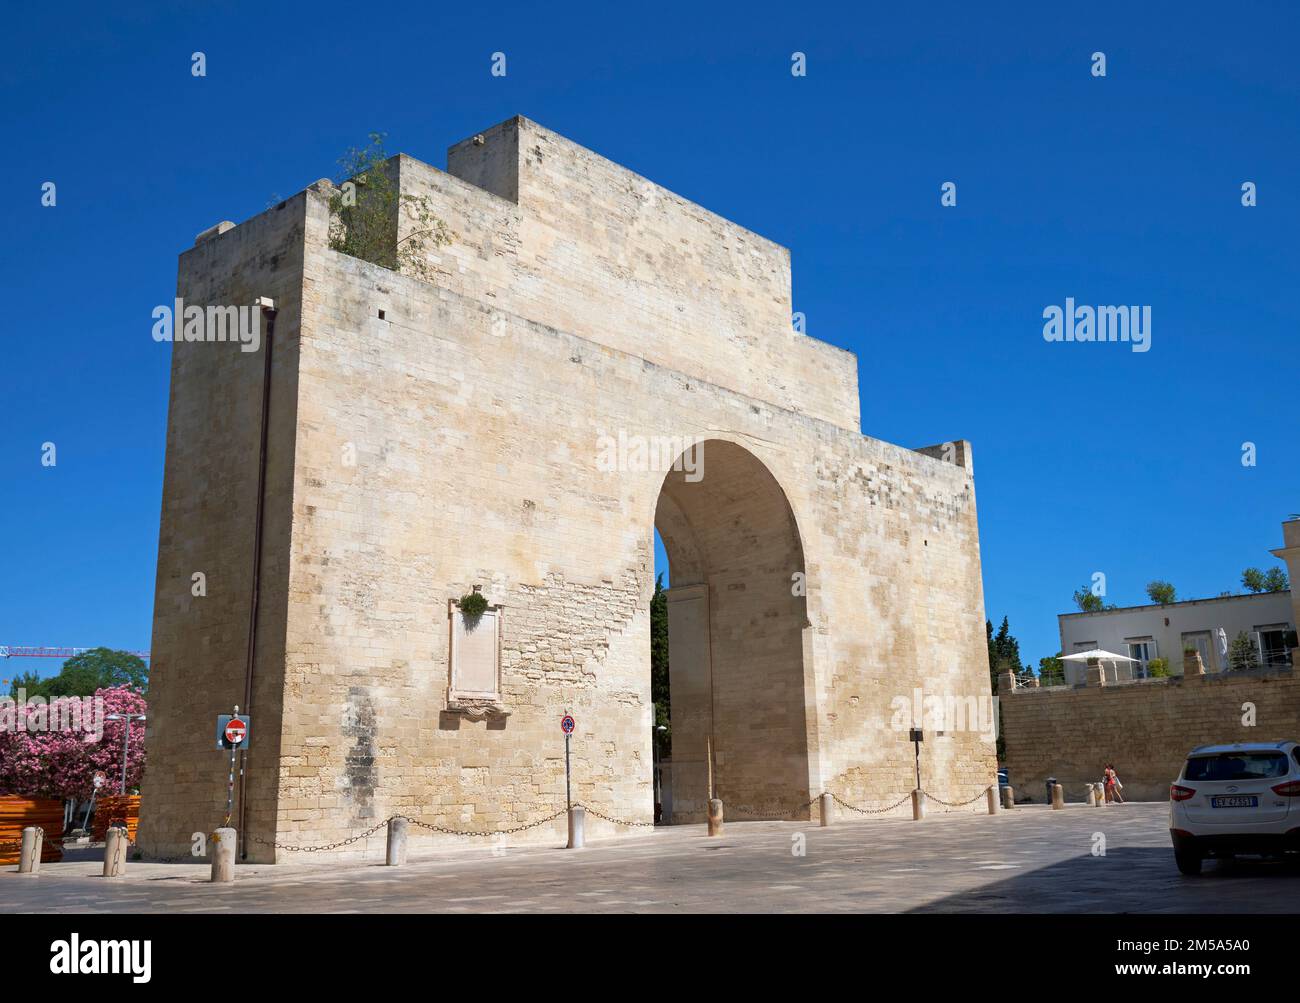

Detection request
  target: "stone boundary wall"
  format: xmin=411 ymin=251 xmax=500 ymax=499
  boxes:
xmin=1000 ymin=667 xmax=1300 ymax=803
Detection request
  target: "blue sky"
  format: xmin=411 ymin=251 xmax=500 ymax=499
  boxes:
xmin=2 ymin=1 xmax=1296 ymax=680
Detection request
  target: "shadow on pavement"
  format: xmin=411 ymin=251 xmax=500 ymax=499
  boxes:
xmin=910 ymin=847 xmax=1300 ymax=913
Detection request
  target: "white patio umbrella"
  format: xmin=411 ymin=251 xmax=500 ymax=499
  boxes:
xmin=1060 ymin=648 xmax=1140 ymax=682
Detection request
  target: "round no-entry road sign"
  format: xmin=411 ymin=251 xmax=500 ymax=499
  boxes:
xmin=561 ymin=715 xmax=576 ymax=735
xmin=224 ymin=718 xmax=247 ymax=747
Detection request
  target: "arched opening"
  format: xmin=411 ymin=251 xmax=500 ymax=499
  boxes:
xmin=650 ymin=439 xmax=813 ymax=824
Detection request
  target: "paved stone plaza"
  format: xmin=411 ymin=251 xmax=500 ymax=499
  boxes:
xmin=4 ymin=803 xmax=1297 ymax=913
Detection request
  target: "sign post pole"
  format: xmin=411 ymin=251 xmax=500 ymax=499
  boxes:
xmin=909 ymin=726 xmax=923 ymax=790
xmin=225 ymin=705 xmax=239 ymax=824
xmin=217 ymin=706 xmax=250 ymax=827
xmin=560 ymin=715 xmax=576 ymax=810
xmin=561 ymin=714 xmax=580 ymax=848
xmin=909 ymin=726 xmax=925 ymax=820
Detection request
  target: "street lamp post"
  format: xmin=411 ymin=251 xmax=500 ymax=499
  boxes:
xmin=105 ymin=713 xmax=146 ymax=794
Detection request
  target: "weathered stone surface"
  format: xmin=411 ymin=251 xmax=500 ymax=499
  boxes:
xmin=138 ymin=116 xmax=995 ymax=861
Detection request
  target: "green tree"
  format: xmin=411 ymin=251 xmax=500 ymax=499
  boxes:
xmin=6 ymin=670 xmax=44 ymax=698
xmin=650 ymin=573 xmax=671 ymax=756
xmin=1038 ymin=653 xmax=1065 ymax=686
xmin=985 ymin=617 xmax=1021 ymax=761
xmin=328 ymin=133 xmax=453 ymax=280
xmin=1072 ymin=585 xmax=1104 ymax=612
xmin=1226 ymin=631 xmax=1261 ymax=672
xmin=9 ymin=648 xmax=148 ymax=700
xmin=988 ymin=616 xmax=1023 ymax=684
xmin=1145 ymin=580 xmax=1177 ymax=605
xmin=1242 ymin=566 xmax=1290 ymax=593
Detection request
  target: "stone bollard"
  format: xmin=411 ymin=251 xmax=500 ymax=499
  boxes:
xmin=1051 ymin=784 xmax=1065 ymax=810
xmin=707 ymin=798 xmax=724 ymax=837
xmin=566 ymin=806 xmax=585 ymax=849
xmin=1086 ymin=785 xmax=1097 ymax=807
xmin=819 ymin=793 xmax=833 ymax=827
xmin=386 ymin=817 xmax=408 ymax=866
xmin=911 ymin=789 xmax=925 ymax=820
xmin=18 ymin=827 xmax=43 ymax=875
xmin=987 ymin=786 xmax=999 ymax=815
xmin=103 ymin=825 xmax=128 ymax=878
xmin=1001 ymin=786 xmax=1014 ymax=809
xmin=210 ymin=827 xmax=236 ymax=883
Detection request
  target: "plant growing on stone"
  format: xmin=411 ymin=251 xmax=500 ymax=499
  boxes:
xmin=328 ymin=133 xmax=453 ymax=280
xmin=1148 ymin=657 xmax=1170 ymax=678
xmin=457 ymin=591 xmax=489 ymax=619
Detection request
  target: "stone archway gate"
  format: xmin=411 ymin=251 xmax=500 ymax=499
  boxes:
xmin=139 ymin=116 xmax=995 ymax=861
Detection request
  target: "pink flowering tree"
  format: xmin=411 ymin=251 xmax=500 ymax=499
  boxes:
xmin=0 ymin=686 xmax=147 ymax=800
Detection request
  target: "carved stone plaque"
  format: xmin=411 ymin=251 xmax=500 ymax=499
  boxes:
xmin=447 ymin=599 xmax=509 ymax=718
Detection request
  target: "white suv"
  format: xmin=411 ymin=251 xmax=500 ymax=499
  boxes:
xmin=1169 ymin=740 xmax=1300 ymax=875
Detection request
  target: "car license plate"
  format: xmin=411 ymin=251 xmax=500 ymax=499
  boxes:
xmin=1210 ymin=796 xmax=1258 ymax=808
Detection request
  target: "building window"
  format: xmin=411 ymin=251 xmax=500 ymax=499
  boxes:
xmin=1125 ymin=638 xmax=1157 ymax=679
xmin=1254 ymin=625 xmax=1294 ymax=668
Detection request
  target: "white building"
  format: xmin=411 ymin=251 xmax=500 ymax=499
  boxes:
xmin=1057 ymin=591 xmax=1295 ymax=685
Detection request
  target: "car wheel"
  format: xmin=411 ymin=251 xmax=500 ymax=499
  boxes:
xmin=1175 ymin=847 xmax=1203 ymax=876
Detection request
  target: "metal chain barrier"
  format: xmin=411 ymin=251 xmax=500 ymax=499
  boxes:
xmin=921 ymin=785 xmax=995 ymax=809
xmin=409 ymin=807 xmax=570 ymax=838
xmin=572 ymin=802 xmax=656 ymax=828
xmin=258 ymin=806 xmax=571 ymax=853
xmin=253 ymin=817 xmax=395 ymax=853
xmin=830 ymin=791 xmax=914 ymax=815
xmin=725 ymin=796 xmax=820 ymax=820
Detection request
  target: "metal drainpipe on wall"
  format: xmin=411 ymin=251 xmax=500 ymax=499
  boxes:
xmin=238 ymin=298 xmax=276 ymax=860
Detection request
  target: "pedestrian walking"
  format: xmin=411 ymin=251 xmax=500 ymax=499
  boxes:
xmin=1104 ymin=764 xmax=1125 ymax=804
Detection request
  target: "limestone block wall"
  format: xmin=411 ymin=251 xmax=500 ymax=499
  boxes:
xmin=406 ymin=117 xmax=862 ymax=432
xmin=1001 ymin=669 xmax=1300 ymax=803
xmin=139 ymin=195 xmax=306 ymax=858
xmin=141 ymin=117 xmax=996 ymax=860
xmin=267 ymin=185 xmax=994 ymax=855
